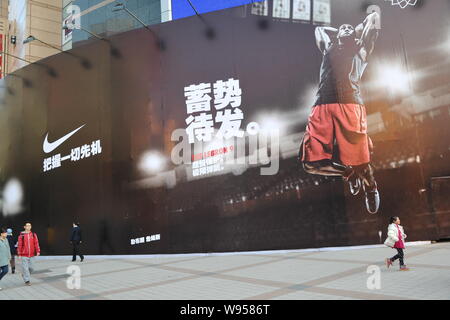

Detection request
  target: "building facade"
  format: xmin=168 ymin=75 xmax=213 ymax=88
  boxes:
xmin=0 ymin=0 xmax=8 ymax=77
xmin=1 ymin=0 xmax=275 ymax=74
xmin=62 ymin=0 xmax=169 ymax=50
xmin=61 ymin=0 xmax=271 ymax=50
xmin=1 ymin=0 xmax=62 ymax=75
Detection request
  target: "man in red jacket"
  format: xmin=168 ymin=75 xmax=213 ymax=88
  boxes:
xmin=17 ymin=222 xmax=40 ymax=285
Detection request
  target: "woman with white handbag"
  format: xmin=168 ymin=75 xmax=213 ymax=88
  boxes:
xmin=384 ymin=217 xmax=410 ymax=271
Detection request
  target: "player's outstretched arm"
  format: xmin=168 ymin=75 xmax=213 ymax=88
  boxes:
xmin=315 ymin=26 xmax=337 ymax=54
xmin=358 ymin=12 xmax=380 ymax=60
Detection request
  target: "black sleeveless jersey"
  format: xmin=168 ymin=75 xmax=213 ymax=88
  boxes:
xmin=314 ymin=42 xmax=368 ymax=106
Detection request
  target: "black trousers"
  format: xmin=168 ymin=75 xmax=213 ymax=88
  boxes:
xmin=72 ymin=241 xmax=84 ymax=261
xmin=390 ymin=248 xmax=405 ymax=266
xmin=0 ymin=265 xmax=8 ymax=281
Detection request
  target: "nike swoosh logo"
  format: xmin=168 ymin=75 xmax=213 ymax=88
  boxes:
xmin=43 ymin=124 xmax=86 ymax=153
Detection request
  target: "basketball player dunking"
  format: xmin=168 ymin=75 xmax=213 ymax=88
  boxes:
xmin=299 ymin=12 xmax=381 ymax=214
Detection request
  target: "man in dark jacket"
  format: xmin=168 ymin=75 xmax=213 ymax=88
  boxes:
xmin=6 ymin=228 xmax=16 ymax=274
xmin=70 ymin=222 xmax=84 ymax=262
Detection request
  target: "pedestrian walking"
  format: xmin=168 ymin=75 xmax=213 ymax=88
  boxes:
xmin=17 ymin=222 xmax=40 ymax=285
xmin=6 ymin=228 xmax=17 ymax=274
xmin=70 ymin=222 xmax=84 ymax=262
xmin=0 ymin=228 xmax=12 ymax=290
xmin=384 ymin=216 xmax=410 ymax=271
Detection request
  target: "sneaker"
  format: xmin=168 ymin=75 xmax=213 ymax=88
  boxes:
xmin=385 ymin=258 xmax=393 ymax=268
xmin=349 ymin=177 xmax=361 ymax=196
xmin=80 ymin=258 xmax=84 ymax=262
xmin=400 ymin=266 xmax=410 ymax=271
xmin=12 ymin=269 xmax=15 ymax=274
xmin=25 ymin=281 xmax=31 ymax=286
xmin=343 ymin=167 xmax=361 ymax=196
xmin=71 ymin=259 xmax=76 ymax=262
xmin=363 ymin=182 xmax=380 ymax=214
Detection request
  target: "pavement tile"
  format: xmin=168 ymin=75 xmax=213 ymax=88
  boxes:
xmin=0 ymin=242 xmax=448 ymax=300
xmin=104 ymin=276 xmax=275 ymax=300
xmin=223 ymin=259 xmax=362 ymax=284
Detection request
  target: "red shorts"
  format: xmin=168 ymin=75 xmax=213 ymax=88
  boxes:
xmin=300 ymin=103 xmax=372 ymax=166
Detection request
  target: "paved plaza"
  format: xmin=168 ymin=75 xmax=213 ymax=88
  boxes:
xmin=0 ymin=242 xmax=449 ymax=300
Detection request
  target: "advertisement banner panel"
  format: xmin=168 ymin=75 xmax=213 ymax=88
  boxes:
xmin=1 ymin=0 xmax=449 ymax=254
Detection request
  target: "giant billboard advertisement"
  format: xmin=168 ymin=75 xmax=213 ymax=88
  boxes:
xmin=1 ymin=0 xmax=449 ymax=255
